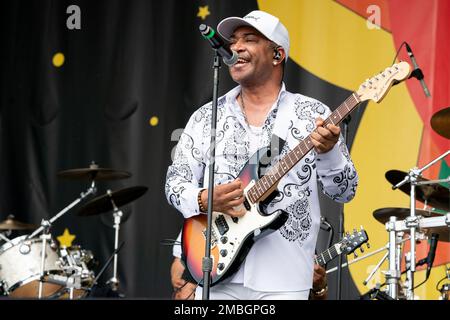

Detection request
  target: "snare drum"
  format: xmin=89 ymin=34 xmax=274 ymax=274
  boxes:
xmin=0 ymin=235 xmax=64 ymax=297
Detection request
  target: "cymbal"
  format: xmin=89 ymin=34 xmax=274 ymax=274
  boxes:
xmin=0 ymin=215 xmax=38 ymax=230
xmin=57 ymin=163 xmax=131 ymax=181
xmin=78 ymin=186 xmax=148 ymax=216
xmin=373 ymin=207 xmax=441 ymax=224
xmin=431 ymin=107 xmax=450 ymax=139
xmin=385 ymin=170 xmax=449 ymax=211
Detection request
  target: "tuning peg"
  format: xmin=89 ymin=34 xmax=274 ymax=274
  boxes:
xmin=354 ymin=252 xmax=358 ymax=258
xmin=367 ymin=242 xmax=371 ymax=249
xmin=360 ymin=247 xmax=365 ymax=253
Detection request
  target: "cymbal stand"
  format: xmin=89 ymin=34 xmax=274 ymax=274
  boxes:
xmin=392 ymin=149 xmax=449 ymax=299
xmin=383 ymin=217 xmax=406 ymax=299
xmin=105 ymin=190 xmax=122 ymax=291
xmin=26 ymin=181 xmax=97 ymax=299
xmin=0 ymin=231 xmax=13 ymax=244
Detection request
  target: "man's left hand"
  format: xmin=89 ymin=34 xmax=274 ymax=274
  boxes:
xmin=310 ymin=117 xmax=340 ymax=154
xmin=312 ymin=264 xmax=327 ymax=291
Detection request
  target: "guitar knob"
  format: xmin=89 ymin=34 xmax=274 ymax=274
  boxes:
xmin=217 ymin=263 xmax=225 ymax=271
xmin=220 ymin=249 xmax=228 ymax=257
xmin=221 ymin=236 xmax=228 ymax=244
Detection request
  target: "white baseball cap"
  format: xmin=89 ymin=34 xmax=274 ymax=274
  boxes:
xmin=217 ymin=10 xmax=290 ymax=61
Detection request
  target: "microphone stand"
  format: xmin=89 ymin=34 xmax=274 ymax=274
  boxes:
xmin=336 ymin=115 xmax=351 ymax=300
xmin=202 ymin=51 xmax=221 ymax=300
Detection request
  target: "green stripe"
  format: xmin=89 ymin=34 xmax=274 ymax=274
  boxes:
xmin=204 ymin=28 xmax=215 ymax=39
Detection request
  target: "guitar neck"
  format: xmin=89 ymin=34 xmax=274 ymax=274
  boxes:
xmin=247 ymin=93 xmax=361 ymax=204
xmin=314 ymin=242 xmax=344 ymax=267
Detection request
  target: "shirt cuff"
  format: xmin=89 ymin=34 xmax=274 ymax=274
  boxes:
xmin=180 ymin=186 xmax=206 ymax=219
xmin=315 ymin=142 xmax=347 ymax=171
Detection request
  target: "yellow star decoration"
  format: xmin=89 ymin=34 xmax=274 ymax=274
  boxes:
xmin=57 ymin=228 xmax=76 ymax=248
xmin=197 ymin=6 xmax=210 ymax=20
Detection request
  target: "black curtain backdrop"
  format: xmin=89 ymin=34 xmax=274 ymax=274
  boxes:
xmin=0 ymin=0 xmax=364 ymax=299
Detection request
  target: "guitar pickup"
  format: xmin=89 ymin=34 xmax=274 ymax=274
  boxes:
xmin=243 ymin=196 xmax=251 ymax=211
xmin=215 ymin=215 xmax=229 ymax=236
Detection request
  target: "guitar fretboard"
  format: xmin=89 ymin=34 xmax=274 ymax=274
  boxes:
xmin=314 ymin=243 xmax=342 ymax=266
xmin=247 ymin=93 xmax=361 ymax=204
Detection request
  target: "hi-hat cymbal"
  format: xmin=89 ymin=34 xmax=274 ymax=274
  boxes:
xmin=431 ymin=107 xmax=450 ymax=139
xmin=373 ymin=207 xmax=441 ymax=224
xmin=58 ymin=162 xmax=131 ymax=181
xmin=78 ymin=186 xmax=148 ymax=216
xmin=385 ymin=170 xmax=449 ymax=212
xmin=0 ymin=215 xmax=38 ymax=230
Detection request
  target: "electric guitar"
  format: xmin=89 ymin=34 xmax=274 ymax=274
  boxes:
xmin=182 ymin=61 xmax=411 ymax=286
xmin=315 ymin=227 xmax=369 ymax=267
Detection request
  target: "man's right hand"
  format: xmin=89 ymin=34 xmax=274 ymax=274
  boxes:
xmin=200 ymin=179 xmax=246 ymax=217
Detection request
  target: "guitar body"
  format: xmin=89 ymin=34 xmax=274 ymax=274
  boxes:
xmin=182 ymin=146 xmax=288 ymax=286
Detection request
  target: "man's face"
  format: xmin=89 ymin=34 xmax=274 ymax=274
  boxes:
xmin=228 ymin=26 xmax=275 ymax=87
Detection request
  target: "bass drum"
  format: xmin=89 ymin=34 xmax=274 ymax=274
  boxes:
xmin=0 ymin=235 xmax=64 ymax=297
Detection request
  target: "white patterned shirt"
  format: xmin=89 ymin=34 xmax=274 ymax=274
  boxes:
xmin=165 ymin=83 xmax=358 ymax=291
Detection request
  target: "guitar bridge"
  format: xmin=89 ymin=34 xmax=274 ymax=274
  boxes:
xmin=215 ymin=215 xmax=229 ymax=235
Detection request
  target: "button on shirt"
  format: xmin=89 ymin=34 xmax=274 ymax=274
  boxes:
xmin=165 ymin=83 xmax=358 ymax=292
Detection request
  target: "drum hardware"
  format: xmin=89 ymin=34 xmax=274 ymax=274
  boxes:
xmin=386 ymin=150 xmax=450 ymax=299
xmin=386 ymin=170 xmax=450 ymax=212
xmin=90 ymin=241 xmax=125 ymax=292
xmin=23 ymin=181 xmax=97 ymax=299
xmin=0 ymin=232 xmax=13 ymax=245
xmin=381 ymin=214 xmax=450 ymax=299
xmin=45 ymin=274 xmax=82 ymax=299
xmin=78 ymin=186 xmax=147 ymax=291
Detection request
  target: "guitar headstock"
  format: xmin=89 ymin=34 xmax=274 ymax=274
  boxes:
xmin=357 ymin=61 xmax=411 ymax=103
xmin=341 ymin=227 xmax=369 ymax=257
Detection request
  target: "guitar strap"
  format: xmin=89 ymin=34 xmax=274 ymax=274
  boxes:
xmin=268 ymin=92 xmax=292 ymax=160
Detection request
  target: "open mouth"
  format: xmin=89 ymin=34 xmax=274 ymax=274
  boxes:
xmin=235 ymin=57 xmax=250 ymax=66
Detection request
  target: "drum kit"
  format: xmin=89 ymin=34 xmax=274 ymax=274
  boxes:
xmin=365 ymin=107 xmax=450 ymax=300
xmin=0 ymin=162 xmax=148 ymax=299
xmin=327 ymin=107 xmax=450 ymax=300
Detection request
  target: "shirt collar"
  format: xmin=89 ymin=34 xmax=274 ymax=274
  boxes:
xmin=225 ymin=82 xmax=288 ymax=110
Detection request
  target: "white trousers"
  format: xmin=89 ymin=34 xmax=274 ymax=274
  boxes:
xmin=194 ymin=283 xmax=310 ymax=300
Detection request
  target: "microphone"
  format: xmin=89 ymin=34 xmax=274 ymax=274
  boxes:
xmin=426 ymin=233 xmax=439 ymax=278
xmin=199 ymin=24 xmax=238 ymax=66
xmin=405 ymin=42 xmax=431 ymax=98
